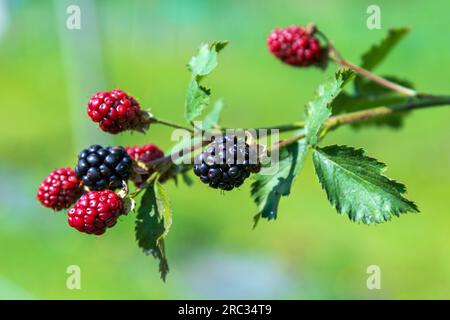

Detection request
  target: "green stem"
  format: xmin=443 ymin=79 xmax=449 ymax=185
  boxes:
xmin=153 ymin=117 xmax=194 ymax=133
xmin=270 ymin=132 xmax=306 ymax=152
xmin=335 ymin=58 xmax=417 ymax=96
xmin=324 ymin=95 xmax=450 ymax=130
xmin=257 ymin=94 xmax=450 ymax=151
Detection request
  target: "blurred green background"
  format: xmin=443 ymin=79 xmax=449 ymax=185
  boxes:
xmin=1 ymin=0 xmax=449 ymax=299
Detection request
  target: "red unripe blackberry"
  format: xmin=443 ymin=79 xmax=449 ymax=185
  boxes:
xmin=87 ymin=89 xmax=145 ymax=134
xmin=267 ymin=25 xmax=325 ymax=67
xmin=37 ymin=168 xmax=82 ymax=211
xmin=68 ymin=190 xmax=124 ymax=235
xmin=126 ymin=144 xmax=165 ymax=186
xmin=125 ymin=144 xmax=164 ymax=164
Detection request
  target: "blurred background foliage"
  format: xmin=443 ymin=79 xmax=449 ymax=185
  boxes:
xmin=0 ymin=0 xmax=449 ymax=299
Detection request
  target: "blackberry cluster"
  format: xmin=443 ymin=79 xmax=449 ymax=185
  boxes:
xmin=68 ymin=190 xmax=124 ymax=235
xmin=193 ymin=136 xmax=261 ymax=191
xmin=87 ymin=89 xmax=142 ymax=134
xmin=267 ymin=25 xmax=324 ymax=67
xmin=74 ymin=145 xmax=132 ymax=190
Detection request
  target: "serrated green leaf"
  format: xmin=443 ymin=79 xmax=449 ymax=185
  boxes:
xmin=202 ymin=99 xmax=224 ymax=130
xmin=313 ymin=145 xmax=419 ymax=225
xmin=304 ymin=69 xmax=354 ymax=145
xmin=184 ymin=41 xmax=227 ymax=123
xmin=188 ymin=41 xmax=228 ymax=80
xmin=251 ymin=140 xmax=309 ymax=225
xmin=355 ymin=28 xmax=409 ymax=93
xmin=185 ymin=79 xmax=211 ymax=122
xmin=360 ymin=28 xmax=409 ymax=71
xmin=154 ymin=180 xmax=173 ymax=240
xmin=135 ymin=183 xmax=170 ymax=281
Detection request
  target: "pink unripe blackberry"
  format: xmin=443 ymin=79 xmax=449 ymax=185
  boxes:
xmin=125 ymin=144 xmax=165 ymax=186
xmin=267 ymin=25 xmax=325 ymax=67
xmin=37 ymin=167 xmax=82 ymax=211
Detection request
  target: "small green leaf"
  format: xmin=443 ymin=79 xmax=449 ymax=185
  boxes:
xmin=185 ymin=80 xmax=211 ymax=123
xmin=360 ymin=28 xmax=409 ymax=71
xmin=188 ymin=41 xmax=228 ymax=80
xmin=184 ymin=41 xmax=227 ymax=123
xmin=304 ymin=68 xmax=354 ymax=145
xmin=202 ymin=99 xmax=225 ymax=130
xmin=135 ymin=183 xmax=170 ymax=281
xmin=251 ymin=140 xmax=309 ymax=225
xmin=355 ymin=28 xmax=409 ymax=92
xmin=154 ymin=180 xmax=173 ymax=241
xmin=313 ymin=145 xmax=419 ymax=225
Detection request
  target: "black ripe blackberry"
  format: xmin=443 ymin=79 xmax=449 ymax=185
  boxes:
xmin=74 ymin=145 xmax=132 ymax=190
xmin=193 ymin=135 xmax=261 ymax=191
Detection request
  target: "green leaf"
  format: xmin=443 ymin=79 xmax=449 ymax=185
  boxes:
xmin=356 ymin=76 xmax=414 ymax=96
xmin=251 ymin=140 xmax=309 ymax=225
xmin=188 ymin=41 xmax=228 ymax=80
xmin=154 ymin=180 xmax=173 ymax=240
xmin=332 ymin=91 xmax=405 ymax=114
xmin=360 ymin=28 xmax=409 ymax=71
xmin=202 ymin=99 xmax=224 ymax=130
xmin=333 ymin=76 xmax=414 ymax=129
xmin=185 ymin=79 xmax=211 ymax=123
xmin=313 ymin=145 xmax=419 ymax=225
xmin=304 ymin=69 xmax=354 ymax=145
xmin=184 ymin=41 xmax=228 ymax=123
xmin=355 ymin=28 xmax=409 ymax=92
xmin=135 ymin=182 xmax=171 ymax=281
